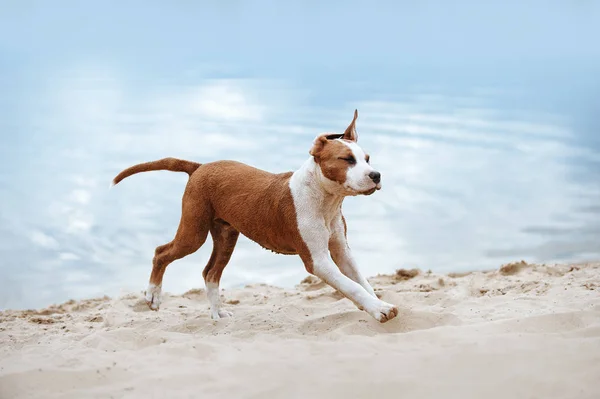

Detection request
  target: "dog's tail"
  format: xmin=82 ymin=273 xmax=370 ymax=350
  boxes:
xmin=111 ymin=157 xmax=201 ymax=187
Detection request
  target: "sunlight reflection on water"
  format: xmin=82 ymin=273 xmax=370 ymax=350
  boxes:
xmin=1 ymin=78 xmax=599 ymax=309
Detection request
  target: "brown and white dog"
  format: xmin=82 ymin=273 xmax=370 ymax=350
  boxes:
xmin=111 ymin=110 xmax=399 ymax=323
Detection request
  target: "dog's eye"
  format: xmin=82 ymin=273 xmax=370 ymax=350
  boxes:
xmin=365 ymin=155 xmax=370 ymax=164
xmin=339 ymin=156 xmax=356 ymax=165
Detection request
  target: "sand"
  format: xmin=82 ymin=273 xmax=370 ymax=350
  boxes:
xmin=1 ymin=261 xmax=599 ymax=399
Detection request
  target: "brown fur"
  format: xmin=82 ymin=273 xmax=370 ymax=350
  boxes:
xmin=328 ymin=233 xmax=348 ymax=274
xmin=112 ymin=157 xmax=200 ymax=185
xmin=113 ymin=160 xmax=311 ymax=287
xmin=343 ymin=109 xmax=359 ymax=141
xmin=310 ymin=138 xmax=353 ymax=185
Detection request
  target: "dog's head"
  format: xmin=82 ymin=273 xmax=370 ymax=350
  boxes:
xmin=309 ymin=110 xmax=381 ymax=196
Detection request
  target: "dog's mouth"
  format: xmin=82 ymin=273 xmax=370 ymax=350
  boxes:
xmin=344 ymin=182 xmax=382 ymax=196
xmin=361 ymin=184 xmax=381 ymax=196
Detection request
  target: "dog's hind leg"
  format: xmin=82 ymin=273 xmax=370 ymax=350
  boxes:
xmin=202 ymin=220 xmax=240 ymax=319
xmin=145 ymin=198 xmax=212 ymax=311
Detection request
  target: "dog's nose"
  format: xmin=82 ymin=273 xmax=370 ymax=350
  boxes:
xmin=368 ymin=171 xmax=381 ymax=184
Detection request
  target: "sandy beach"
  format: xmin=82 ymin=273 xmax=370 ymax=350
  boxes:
xmin=1 ymin=261 xmax=599 ymax=399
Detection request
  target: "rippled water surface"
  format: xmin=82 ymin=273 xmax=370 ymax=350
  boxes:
xmin=1 ymin=2 xmax=599 ymax=308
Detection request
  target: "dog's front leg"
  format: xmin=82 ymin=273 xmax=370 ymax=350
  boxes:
xmin=328 ymin=215 xmax=378 ymax=299
xmin=300 ymin=225 xmax=398 ymax=323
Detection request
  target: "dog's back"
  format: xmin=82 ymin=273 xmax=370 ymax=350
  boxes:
xmin=113 ymin=158 xmax=304 ymax=255
xmin=188 ymin=160 xmax=302 ymax=255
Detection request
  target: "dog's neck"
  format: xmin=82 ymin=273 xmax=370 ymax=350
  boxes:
xmin=291 ymin=157 xmax=346 ymax=215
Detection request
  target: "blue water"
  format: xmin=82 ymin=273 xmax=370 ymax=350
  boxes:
xmin=1 ymin=2 xmax=599 ymax=309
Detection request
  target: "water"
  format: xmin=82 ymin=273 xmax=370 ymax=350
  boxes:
xmin=1 ymin=2 xmax=599 ymax=309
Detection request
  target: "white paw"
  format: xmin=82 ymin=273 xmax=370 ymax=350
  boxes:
xmin=145 ymin=284 xmax=162 ymax=311
xmin=210 ymin=309 xmax=233 ymax=320
xmin=366 ymin=300 xmax=398 ymax=323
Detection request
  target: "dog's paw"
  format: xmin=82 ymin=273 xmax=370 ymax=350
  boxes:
xmin=366 ymin=300 xmax=398 ymax=323
xmin=145 ymin=284 xmax=162 ymax=311
xmin=210 ymin=309 xmax=233 ymax=320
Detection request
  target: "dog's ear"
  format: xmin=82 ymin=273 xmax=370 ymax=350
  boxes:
xmin=309 ymin=135 xmax=329 ymax=159
xmin=309 ymin=130 xmax=349 ymax=159
xmin=309 ymin=133 xmax=343 ymax=158
xmin=342 ymin=109 xmax=358 ymax=142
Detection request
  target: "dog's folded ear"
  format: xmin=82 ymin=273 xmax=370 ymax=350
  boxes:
xmin=310 ymin=133 xmax=341 ymax=158
xmin=309 ymin=134 xmax=329 ymax=158
xmin=342 ymin=109 xmax=358 ymax=142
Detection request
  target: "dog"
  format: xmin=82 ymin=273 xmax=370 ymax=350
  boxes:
xmin=111 ymin=110 xmax=399 ymax=323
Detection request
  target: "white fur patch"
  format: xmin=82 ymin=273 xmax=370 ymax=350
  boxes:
xmin=145 ymin=283 xmax=162 ymax=310
xmin=289 ymin=157 xmax=397 ymax=323
xmin=206 ymin=282 xmax=232 ymax=320
xmin=338 ymin=140 xmax=379 ymax=193
xmin=329 ymin=214 xmax=377 ymax=298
